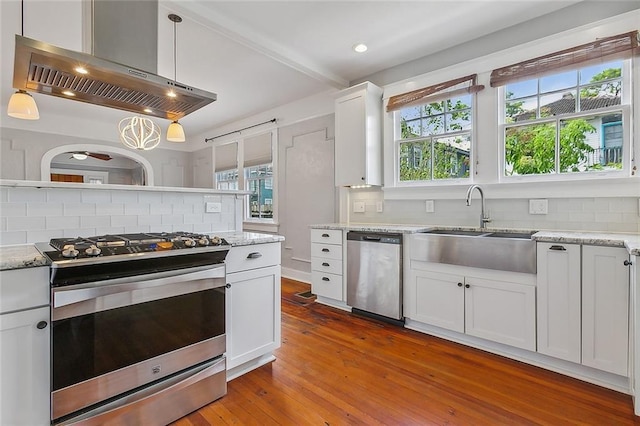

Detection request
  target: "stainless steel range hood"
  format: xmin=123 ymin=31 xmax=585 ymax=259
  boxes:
xmin=12 ymin=35 xmax=217 ymax=121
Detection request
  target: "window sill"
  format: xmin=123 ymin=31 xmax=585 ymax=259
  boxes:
xmin=382 ymin=176 xmax=640 ymax=200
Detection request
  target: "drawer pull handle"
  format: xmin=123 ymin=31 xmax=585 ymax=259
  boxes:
xmin=321 ymin=248 xmax=330 ymax=252
xmin=247 ymin=252 xmax=263 ymax=259
xmin=322 ymin=262 xmax=330 ymax=267
xmin=549 ymin=245 xmax=566 ymax=251
xmin=322 ymin=277 xmax=330 ymax=281
xmin=322 ymin=233 xmax=330 ymax=238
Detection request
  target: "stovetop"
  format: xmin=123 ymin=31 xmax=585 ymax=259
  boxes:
xmin=36 ymin=232 xmax=231 ymax=287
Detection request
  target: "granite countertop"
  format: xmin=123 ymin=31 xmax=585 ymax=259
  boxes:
xmin=533 ymin=231 xmax=640 ymax=256
xmin=217 ymin=231 xmax=285 ymax=246
xmin=310 ymin=223 xmax=640 ymax=255
xmin=311 ymin=223 xmax=433 ymax=233
xmin=0 ymin=244 xmax=48 ymax=271
xmin=0 ymin=232 xmax=285 ymax=271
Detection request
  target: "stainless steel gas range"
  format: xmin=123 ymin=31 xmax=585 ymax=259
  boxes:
xmin=36 ymin=232 xmax=231 ymax=426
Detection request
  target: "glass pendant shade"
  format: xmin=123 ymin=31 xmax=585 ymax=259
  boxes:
xmin=167 ymin=120 xmax=186 ymax=142
xmin=7 ymin=90 xmax=39 ymax=120
xmin=118 ymin=116 xmax=161 ymax=150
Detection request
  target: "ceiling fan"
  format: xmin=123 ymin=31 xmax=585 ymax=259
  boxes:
xmin=69 ymin=151 xmax=112 ymax=161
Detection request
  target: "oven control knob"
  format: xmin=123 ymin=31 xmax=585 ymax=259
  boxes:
xmin=198 ymin=238 xmax=210 ymax=246
xmin=85 ymin=245 xmax=101 ymax=256
xmin=62 ymin=245 xmax=79 ymax=258
xmin=184 ymin=238 xmax=197 ymax=247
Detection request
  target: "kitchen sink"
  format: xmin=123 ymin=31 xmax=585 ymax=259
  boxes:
xmin=423 ymin=229 xmax=490 ymax=236
xmin=485 ymin=231 xmax=535 ymax=239
xmin=412 ymin=229 xmax=536 ymax=274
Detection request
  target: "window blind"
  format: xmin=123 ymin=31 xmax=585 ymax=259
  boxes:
xmin=490 ymin=30 xmax=639 ymax=88
xmin=214 ymin=142 xmax=237 ymax=172
xmin=386 ymin=74 xmax=484 ymax=112
xmin=243 ymin=132 xmax=272 ymax=167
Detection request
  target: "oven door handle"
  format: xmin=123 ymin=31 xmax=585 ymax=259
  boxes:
xmin=52 ymin=264 xmax=225 ymax=310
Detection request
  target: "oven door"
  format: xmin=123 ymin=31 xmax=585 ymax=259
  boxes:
xmin=51 ymin=264 xmax=226 ymax=422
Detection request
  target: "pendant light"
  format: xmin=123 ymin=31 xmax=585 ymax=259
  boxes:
xmin=119 ymin=116 xmax=161 ymax=150
xmin=7 ymin=1 xmax=39 ymax=120
xmin=166 ymin=13 xmax=185 ymax=142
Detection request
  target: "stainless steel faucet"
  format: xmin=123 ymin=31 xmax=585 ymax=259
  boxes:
xmin=466 ymin=185 xmax=491 ymax=229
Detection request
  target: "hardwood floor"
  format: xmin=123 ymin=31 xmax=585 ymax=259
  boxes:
xmin=173 ymin=278 xmax=639 ymax=425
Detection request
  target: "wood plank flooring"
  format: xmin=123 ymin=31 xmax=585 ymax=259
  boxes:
xmin=173 ymin=278 xmax=639 ymax=425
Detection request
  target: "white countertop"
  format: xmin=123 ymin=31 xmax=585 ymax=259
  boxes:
xmin=310 ymin=223 xmax=640 ymax=256
xmin=0 ymin=232 xmax=284 ymax=271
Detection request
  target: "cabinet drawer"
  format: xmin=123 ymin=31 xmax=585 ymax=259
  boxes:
xmin=311 ymin=257 xmax=343 ymax=275
xmin=0 ymin=267 xmax=49 ymax=314
xmin=311 ymin=229 xmax=342 ymax=245
xmin=311 ymin=272 xmax=343 ymax=301
xmin=311 ymin=243 xmax=342 ymax=260
xmin=225 ymin=243 xmax=281 ymax=274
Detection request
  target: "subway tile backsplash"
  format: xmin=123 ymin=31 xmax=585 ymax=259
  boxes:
xmin=349 ymin=188 xmax=640 ymax=233
xmin=0 ymin=185 xmax=242 ymax=245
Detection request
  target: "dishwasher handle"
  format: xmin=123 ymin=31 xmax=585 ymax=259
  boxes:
xmin=347 ymin=231 xmax=402 ymax=245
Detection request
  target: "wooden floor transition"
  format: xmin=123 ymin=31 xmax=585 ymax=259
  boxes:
xmin=173 ymin=278 xmax=639 ymax=425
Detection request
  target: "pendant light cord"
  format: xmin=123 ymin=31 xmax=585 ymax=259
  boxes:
xmin=173 ymin=19 xmax=177 ymax=83
xmin=20 ymin=0 xmax=24 ymax=36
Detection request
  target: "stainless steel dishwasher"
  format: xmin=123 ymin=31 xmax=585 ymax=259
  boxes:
xmin=346 ymin=231 xmax=403 ymax=323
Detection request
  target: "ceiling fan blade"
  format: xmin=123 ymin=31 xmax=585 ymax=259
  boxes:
xmin=87 ymin=153 xmax=112 ymax=161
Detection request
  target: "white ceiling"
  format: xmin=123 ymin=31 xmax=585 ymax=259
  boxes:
xmin=161 ymin=0 xmax=582 ymax=140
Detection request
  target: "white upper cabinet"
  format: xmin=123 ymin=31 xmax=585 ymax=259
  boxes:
xmin=334 ymin=81 xmax=383 ymax=187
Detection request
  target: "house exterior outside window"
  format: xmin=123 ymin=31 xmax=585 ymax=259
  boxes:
xmin=500 ymin=59 xmax=628 ymax=178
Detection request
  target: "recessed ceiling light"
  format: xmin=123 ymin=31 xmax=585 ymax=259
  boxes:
xmin=62 ymin=90 xmax=75 ymax=97
xmin=75 ymin=66 xmax=88 ymax=75
xmin=353 ymin=43 xmax=368 ymax=53
xmin=72 ymin=153 xmax=87 ymax=160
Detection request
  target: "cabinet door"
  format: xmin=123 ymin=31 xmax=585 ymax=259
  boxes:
xmin=407 ymin=270 xmax=464 ymax=333
xmin=582 ymin=245 xmax=629 ymax=376
xmin=0 ymin=307 xmax=50 ymax=426
xmin=226 ymin=266 xmax=281 ymax=370
xmin=536 ymin=242 xmax=581 ymax=363
xmin=335 ymin=92 xmax=367 ymax=186
xmin=465 ymin=277 xmax=536 ymax=351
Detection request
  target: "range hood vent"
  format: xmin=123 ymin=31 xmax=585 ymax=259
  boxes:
xmin=12 ymin=35 xmax=217 ymax=121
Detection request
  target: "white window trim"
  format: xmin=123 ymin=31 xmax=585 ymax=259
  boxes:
xmin=390 ymin=94 xmax=477 ymax=187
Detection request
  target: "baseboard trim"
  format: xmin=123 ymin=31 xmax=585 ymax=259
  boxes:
xmin=282 ymin=267 xmax=311 ymax=284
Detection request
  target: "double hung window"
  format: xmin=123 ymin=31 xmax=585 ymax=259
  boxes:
xmin=214 ymin=130 xmax=276 ymax=222
xmin=389 ymin=75 xmax=482 ymax=184
xmin=492 ymin=31 xmax=636 ymax=179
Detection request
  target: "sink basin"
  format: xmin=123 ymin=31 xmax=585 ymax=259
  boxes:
xmin=411 ymin=230 xmax=536 ymax=274
xmin=423 ymin=229 xmax=490 ymax=236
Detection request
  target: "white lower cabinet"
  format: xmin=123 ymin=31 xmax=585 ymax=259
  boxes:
xmin=536 ymin=242 xmax=581 ymax=363
xmin=407 ymin=267 xmax=536 ymax=351
xmin=536 ymin=243 xmax=630 ymax=377
xmin=0 ymin=267 xmax=50 ymax=426
xmin=225 ymin=243 xmax=282 ymax=374
xmin=310 ymin=229 xmax=345 ymax=303
xmin=582 ymin=245 xmax=629 ymax=376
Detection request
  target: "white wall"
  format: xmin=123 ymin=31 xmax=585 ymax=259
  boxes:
xmin=0 ymin=183 xmax=242 ymax=245
xmin=1 ymin=128 xmax=195 ymax=187
xmin=348 ymin=188 xmax=640 ymax=234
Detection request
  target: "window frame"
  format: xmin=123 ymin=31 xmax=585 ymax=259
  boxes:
xmin=497 ymin=59 xmax=632 ymax=182
xmin=392 ymin=93 xmax=477 ymax=187
xmin=213 ymin=129 xmax=278 ymax=225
